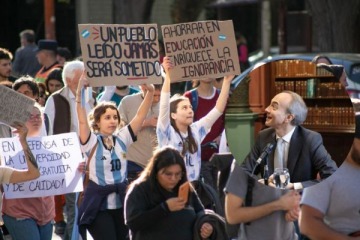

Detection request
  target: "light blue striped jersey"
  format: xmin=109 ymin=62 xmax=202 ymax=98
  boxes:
xmin=156 ymin=92 xmax=222 ymax=181
xmin=81 ymin=125 xmax=135 ymax=209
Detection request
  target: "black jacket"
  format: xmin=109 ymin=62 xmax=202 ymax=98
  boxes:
xmin=193 ymin=209 xmax=228 ymax=240
xmin=125 ymin=180 xmax=204 ymax=240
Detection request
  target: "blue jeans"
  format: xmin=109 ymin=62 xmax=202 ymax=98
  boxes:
xmin=3 ymin=214 xmax=52 ymax=240
xmin=64 ymin=192 xmax=76 ymax=240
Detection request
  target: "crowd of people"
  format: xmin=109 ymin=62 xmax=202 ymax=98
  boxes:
xmin=0 ymin=27 xmax=358 ymax=240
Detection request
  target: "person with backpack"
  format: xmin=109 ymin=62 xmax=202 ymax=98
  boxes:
xmin=184 ymin=78 xmax=224 ymax=191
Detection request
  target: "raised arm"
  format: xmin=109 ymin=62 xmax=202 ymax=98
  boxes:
xmin=128 ymin=84 xmax=154 ymax=135
xmin=161 ymin=56 xmax=173 ymax=94
xmin=215 ymin=75 xmax=234 ymax=113
xmin=76 ymin=72 xmax=91 ymax=144
xmin=9 ymin=122 xmax=40 ymax=183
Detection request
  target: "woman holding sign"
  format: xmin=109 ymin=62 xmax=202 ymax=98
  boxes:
xmin=0 ymin=121 xmax=40 ymax=184
xmin=157 ymin=56 xmax=233 ymax=182
xmin=76 ymin=73 xmax=154 ymax=240
xmin=124 ymin=146 xmax=213 ymax=240
xmin=2 ymin=104 xmax=55 ymax=240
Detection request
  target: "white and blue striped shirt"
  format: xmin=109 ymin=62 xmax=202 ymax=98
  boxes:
xmin=157 ymin=92 xmax=222 ymax=181
xmin=81 ymin=125 xmax=135 ymax=209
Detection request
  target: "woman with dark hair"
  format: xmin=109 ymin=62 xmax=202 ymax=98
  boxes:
xmin=124 ymin=146 xmax=213 ymax=240
xmin=157 ymin=56 xmax=233 ymax=182
xmin=37 ymin=82 xmax=47 ymax=106
xmin=45 ymin=68 xmax=64 ymax=95
xmin=76 ymin=74 xmax=154 ymax=240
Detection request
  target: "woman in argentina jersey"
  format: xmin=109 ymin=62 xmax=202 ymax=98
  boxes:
xmin=157 ymin=56 xmax=233 ymax=182
xmin=76 ymin=75 xmax=155 ymax=240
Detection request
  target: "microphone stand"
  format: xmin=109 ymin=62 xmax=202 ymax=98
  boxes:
xmin=263 ymin=156 xmax=269 ymax=186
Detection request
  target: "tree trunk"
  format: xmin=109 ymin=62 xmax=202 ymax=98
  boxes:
xmin=307 ymin=0 xmax=360 ymax=52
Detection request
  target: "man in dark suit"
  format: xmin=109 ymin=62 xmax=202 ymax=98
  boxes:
xmin=225 ymin=90 xmax=337 ymax=240
xmin=242 ymin=90 xmax=337 ymax=189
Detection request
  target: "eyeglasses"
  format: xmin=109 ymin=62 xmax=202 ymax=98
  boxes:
xmin=162 ymin=171 xmax=183 ymax=179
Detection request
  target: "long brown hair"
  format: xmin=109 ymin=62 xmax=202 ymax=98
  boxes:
xmin=169 ymin=94 xmax=198 ymax=156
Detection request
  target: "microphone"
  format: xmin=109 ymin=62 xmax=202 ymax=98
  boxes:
xmin=256 ymin=142 xmax=276 ymax=165
xmin=252 ymin=142 xmax=276 ymax=174
xmin=252 ymin=141 xmax=276 ymax=177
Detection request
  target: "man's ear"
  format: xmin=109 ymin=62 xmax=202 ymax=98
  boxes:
xmin=286 ymin=113 xmax=295 ymax=123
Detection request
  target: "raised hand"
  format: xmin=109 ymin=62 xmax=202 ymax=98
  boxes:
xmin=162 ymin=56 xmax=174 ymax=73
xmin=12 ymin=121 xmax=28 ymax=142
xmin=223 ymin=74 xmax=235 ymax=83
xmin=141 ymin=83 xmax=155 ymax=93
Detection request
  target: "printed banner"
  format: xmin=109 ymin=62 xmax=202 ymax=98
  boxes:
xmin=78 ymin=24 xmax=163 ymax=87
xmin=161 ymin=20 xmax=241 ymax=81
xmin=0 ymin=133 xmax=84 ymax=198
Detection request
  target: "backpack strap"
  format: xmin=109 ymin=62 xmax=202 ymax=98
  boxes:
xmin=83 ymin=142 xmax=98 ymax=187
xmin=245 ymin=174 xmax=255 ymax=225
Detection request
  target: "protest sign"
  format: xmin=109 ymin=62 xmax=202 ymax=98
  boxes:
xmin=161 ymin=20 xmax=241 ymax=81
xmin=0 ymin=85 xmax=34 ymax=126
xmin=78 ymin=23 xmax=163 ymax=87
xmin=0 ymin=132 xmax=83 ymax=198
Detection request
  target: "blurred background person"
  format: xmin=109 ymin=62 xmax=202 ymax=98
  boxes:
xmin=12 ymin=29 xmax=41 ymax=77
xmin=56 ymin=47 xmax=73 ymax=67
xmin=118 ymin=84 xmax=162 ymax=182
xmin=34 ymin=40 xmax=61 ymax=84
xmin=37 ymin=82 xmax=48 ymax=107
xmin=236 ymin=32 xmax=250 ymax=72
xmin=0 ymin=48 xmax=16 ymax=83
xmin=96 ymin=85 xmax=139 ymax=107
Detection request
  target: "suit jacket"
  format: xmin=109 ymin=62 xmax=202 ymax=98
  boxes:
xmin=242 ymin=126 xmax=338 ymax=188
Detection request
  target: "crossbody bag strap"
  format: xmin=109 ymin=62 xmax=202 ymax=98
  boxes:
xmin=84 ymin=142 xmax=98 ymax=186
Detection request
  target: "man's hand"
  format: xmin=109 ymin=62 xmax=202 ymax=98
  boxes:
xmin=285 ymin=206 xmax=300 ymax=222
xmin=278 ymin=190 xmax=301 ymax=211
